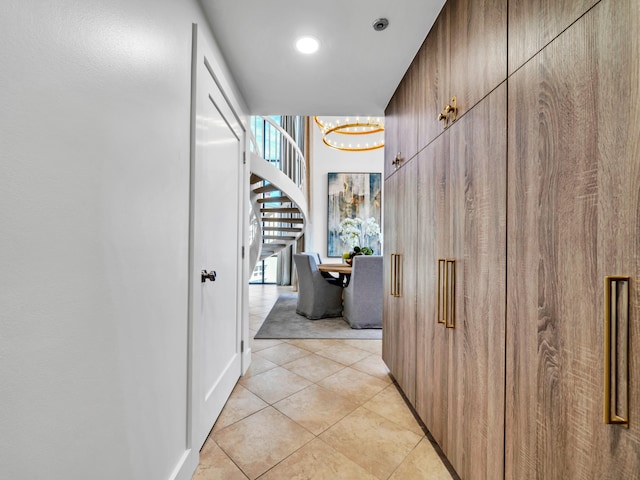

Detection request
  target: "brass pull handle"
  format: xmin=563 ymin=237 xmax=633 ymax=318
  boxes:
xmin=604 ymin=275 xmax=630 ymax=426
xmin=437 ymin=258 xmax=455 ymax=327
xmin=390 ymin=254 xmax=396 ymax=296
xmin=437 ymin=259 xmax=446 ymax=324
xmin=392 ymin=152 xmax=403 ymax=168
xmin=446 ymin=96 xmax=458 ymax=123
xmin=390 ymin=254 xmax=402 ymax=297
xmin=397 ymin=255 xmax=402 ymax=297
xmin=445 ymin=259 xmax=455 ymax=329
xmin=438 ymin=96 xmax=458 ymax=129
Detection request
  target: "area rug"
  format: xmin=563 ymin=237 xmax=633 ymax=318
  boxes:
xmin=255 ymin=293 xmax=382 ymax=339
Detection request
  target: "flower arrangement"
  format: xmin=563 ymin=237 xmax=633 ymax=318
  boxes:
xmin=338 ymin=217 xmax=381 ymax=262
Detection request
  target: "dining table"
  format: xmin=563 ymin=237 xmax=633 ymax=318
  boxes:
xmin=317 ymin=263 xmax=353 ymax=287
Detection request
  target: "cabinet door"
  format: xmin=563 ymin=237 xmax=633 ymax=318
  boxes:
xmin=397 ymin=60 xmax=419 ymax=163
xmin=449 ymin=0 xmax=507 ymax=117
xmin=508 ymin=0 xmax=599 ymax=74
xmin=382 ymin=161 xmax=418 ymax=403
xmin=506 ymin=1 xmax=640 ymax=478
xmin=385 ymin=61 xmax=420 ymax=178
xmin=446 ymin=83 xmax=507 ymax=480
xmin=384 ymin=95 xmax=400 ymax=179
xmin=416 ymin=133 xmax=450 ymax=447
xmin=417 ymin=2 xmax=450 ymax=150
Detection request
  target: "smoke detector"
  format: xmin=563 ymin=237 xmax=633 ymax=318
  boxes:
xmin=372 ymin=18 xmax=389 ymax=31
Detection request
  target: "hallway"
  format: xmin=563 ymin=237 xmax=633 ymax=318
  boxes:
xmin=194 ymin=285 xmax=453 ymax=479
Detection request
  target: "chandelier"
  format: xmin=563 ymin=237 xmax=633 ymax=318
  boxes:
xmin=314 ymin=116 xmax=384 ymax=152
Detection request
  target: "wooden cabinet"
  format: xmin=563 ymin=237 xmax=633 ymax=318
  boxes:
xmin=417 ymin=3 xmax=450 ymax=150
xmin=385 ymin=61 xmax=420 ymax=179
xmin=416 ymin=133 xmax=450 ymax=449
xmin=415 ymin=0 xmax=506 ymax=151
xmin=382 ymin=159 xmax=418 ymax=403
xmin=415 ymin=85 xmax=507 ymax=480
xmin=508 ymin=0 xmax=599 ymax=74
xmin=506 ymin=1 xmax=640 ymax=478
xmin=383 ymin=95 xmax=399 ymax=179
xmin=384 ymin=0 xmax=639 ymax=478
xmin=449 ymin=0 xmax=507 ymax=118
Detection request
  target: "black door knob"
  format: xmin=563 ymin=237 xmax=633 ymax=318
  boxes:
xmin=201 ymin=270 xmax=217 ymax=283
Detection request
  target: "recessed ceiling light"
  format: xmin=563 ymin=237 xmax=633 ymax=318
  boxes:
xmin=296 ymin=36 xmax=319 ymax=54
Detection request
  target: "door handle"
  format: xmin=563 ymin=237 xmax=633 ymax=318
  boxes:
xmin=604 ymin=275 xmax=630 ymax=426
xmin=201 ymin=269 xmax=217 ymax=283
xmin=445 ymin=259 xmax=455 ymax=329
xmin=437 ymin=258 xmax=455 ymax=327
xmin=438 ymin=259 xmax=446 ymax=324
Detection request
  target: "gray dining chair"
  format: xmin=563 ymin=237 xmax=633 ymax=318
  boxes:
xmin=293 ymin=253 xmax=344 ymax=319
xmin=343 ymin=255 xmax=383 ymax=328
xmin=302 ymin=251 xmax=342 ymax=286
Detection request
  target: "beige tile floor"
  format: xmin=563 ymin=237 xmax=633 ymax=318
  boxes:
xmin=194 ymin=284 xmax=454 ymax=480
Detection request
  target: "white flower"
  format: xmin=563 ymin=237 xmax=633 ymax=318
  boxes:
xmin=338 ymin=217 xmax=381 ymax=250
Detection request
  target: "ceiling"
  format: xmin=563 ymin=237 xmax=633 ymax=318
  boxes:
xmin=199 ymin=0 xmax=445 ymax=116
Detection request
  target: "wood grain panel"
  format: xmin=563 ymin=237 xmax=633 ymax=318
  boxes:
xmin=384 ymin=94 xmax=400 ymax=179
xmin=449 ymin=0 xmax=507 ymax=118
xmin=415 ymin=133 xmax=450 ymax=447
xmin=383 ymin=172 xmax=399 ymax=380
xmin=382 ymin=160 xmax=418 ymax=403
xmin=397 ymin=59 xmax=420 ymax=162
xmin=446 ymin=83 xmax=507 ymax=480
xmin=417 ymin=2 xmax=450 ymax=150
xmin=506 ymin=0 xmax=640 ymax=477
xmin=508 ymin=0 xmax=599 ymax=74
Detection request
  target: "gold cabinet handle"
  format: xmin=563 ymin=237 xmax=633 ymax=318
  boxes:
xmin=390 ymin=254 xmax=401 ymax=297
xmin=390 ymin=254 xmax=395 ymax=296
xmin=394 ymin=254 xmax=402 ymax=297
xmin=437 ymin=259 xmax=446 ymax=324
xmin=446 ymin=96 xmax=457 ymax=123
xmin=391 ymin=152 xmax=404 ymax=168
xmin=445 ymin=259 xmax=455 ymax=329
xmin=437 ymin=259 xmax=455 ymax=327
xmin=437 ymin=96 xmax=458 ymax=129
xmin=604 ymin=275 xmax=630 ymax=426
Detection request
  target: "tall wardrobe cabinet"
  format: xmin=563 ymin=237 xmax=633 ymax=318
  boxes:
xmin=383 ymin=0 xmax=640 ymax=478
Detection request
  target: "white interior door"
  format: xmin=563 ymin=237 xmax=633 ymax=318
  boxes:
xmin=189 ymin=25 xmax=244 ymax=452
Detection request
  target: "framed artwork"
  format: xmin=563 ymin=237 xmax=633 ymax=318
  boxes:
xmin=327 ymin=172 xmax=382 ymax=257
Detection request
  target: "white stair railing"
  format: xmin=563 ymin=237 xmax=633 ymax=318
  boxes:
xmin=249 ymin=117 xmax=308 ymax=274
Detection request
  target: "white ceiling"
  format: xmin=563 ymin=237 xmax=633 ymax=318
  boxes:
xmin=199 ymin=0 xmax=445 ymax=116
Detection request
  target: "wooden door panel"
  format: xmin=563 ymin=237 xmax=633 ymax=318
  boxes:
xmin=383 ymin=174 xmax=399 ymax=380
xmin=447 ymin=83 xmax=507 ymax=480
xmin=382 ymin=162 xmax=418 ymax=404
xmin=416 ymin=134 xmax=450 ymax=447
xmin=508 ymin=0 xmax=598 ymax=75
xmin=396 ymin=161 xmax=418 ymax=403
xmin=506 ymin=1 xmax=640 ymax=478
xmin=449 ymin=0 xmax=507 ymax=118
xmin=397 ymin=60 xmax=420 ymax=163
xmin=417 ymin=2 xmax=450 ymax=151
xmin=384 ymin=95 xmax=399 ymax=179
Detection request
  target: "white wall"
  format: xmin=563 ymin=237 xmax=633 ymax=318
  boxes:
xmin=307 ymin=123 xmax=384 ymax=260
xmin=0 ymin=1 xmax=246 ymax=479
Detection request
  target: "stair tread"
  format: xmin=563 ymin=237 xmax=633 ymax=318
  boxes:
xmin=262 ymin=227 xmax=303 ymax=232
xmin=260 ymin=207 xmax=299 ymax=213
xmin=253 ymin=184 xmax=280 ymax=194
xmin=250 ymin=174 xmax=263 ymax=185
xmin=261 ymin=217 xmax=304 ymax=224
xmin=257 ymin=196 xmax=290 ymax=203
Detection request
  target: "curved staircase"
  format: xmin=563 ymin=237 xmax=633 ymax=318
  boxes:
xmin=249 ymin=117 xmax=308 ymax=273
